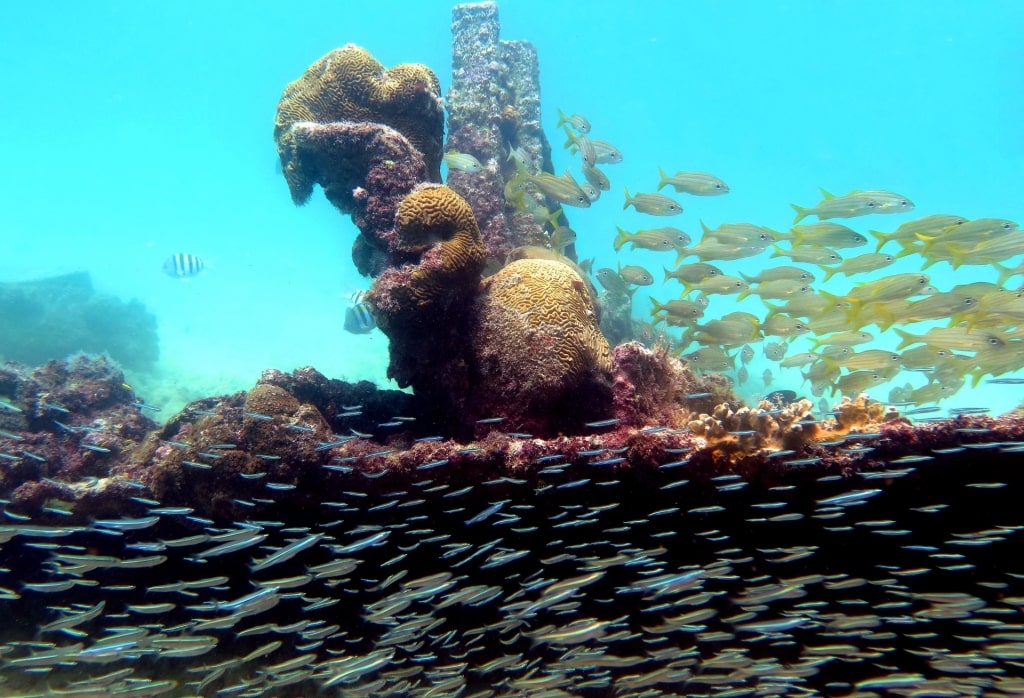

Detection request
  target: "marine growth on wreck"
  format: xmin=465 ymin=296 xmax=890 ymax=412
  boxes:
xmin=1 ymin=2 xmax=1024 ymax=698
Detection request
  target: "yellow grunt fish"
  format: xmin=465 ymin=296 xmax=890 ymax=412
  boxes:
xmin=782 ymin=222 xmax=867 ymax=249
xmin=825 ymin=349 xmax=903 ymax=372
xmin=820 ymin=253 xmax=895 ymax=281
xmin=556 ymin=108 xmax=590 ymax=134
xmin=870 ymin=214 xmax=966 ymax=252
xmin=657 ymin=168 xmax=730 ymax=196
xmin=791 ymin=188 xmax=914 ymax=224
xmin=737 ymin=279 xmax=813 ymax=302
xmin=442 ymin=151 xmax=483 ymax=173
xmin=760 ymin=314 xmax=811 ymax=338
xmin=664 ymin=263 xmax=723 ymax=285
xmin=739 ymin=266 xmax=815 ymax=285
xmin=769 ymin=246 xmax=843 ymax=265
xmin=623 ymin=188 xmax=683 ymax=216
xmin=529 ymin=170 xmax=591 ymax=208
xmin=582 ymin=164 xmax=610 ymax=191
xmin=618 ymin=264 xmax=654 ymax=286
xmin=650 ymin=298 xmax=706 ymax=322
xmin=614 ymin=226 xmax=690 ymax=252
xmin=680 ymin=275 xmax=749 ymax=297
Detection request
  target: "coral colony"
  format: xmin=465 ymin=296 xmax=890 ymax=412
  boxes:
xmin=2 ymin=3 xmax=1024 ymax=697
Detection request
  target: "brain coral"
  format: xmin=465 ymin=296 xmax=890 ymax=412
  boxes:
xmin=469 ymin=258 xmax=614 ymax=432
xmin=274 ymin=44 xmax=445 ymax=182
xmin=371 ymin=185 xmax=486 ymax=325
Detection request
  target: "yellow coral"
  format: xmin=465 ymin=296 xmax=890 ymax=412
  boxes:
xmin=477 ymin=259 xmax=613 ymax=383
xmin=274 ymin=44 xmax=444 ymax=179
xmin=393 ymin=185 xmax=487 ymax=307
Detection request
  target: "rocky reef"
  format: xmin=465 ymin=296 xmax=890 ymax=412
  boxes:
xmin=2 ymin=354 xmax=1024 ymax=696
xmin=0 ymin=271 xmax=158 ymax=371
xmin=273 ymin=5 xmax=616 ymax=436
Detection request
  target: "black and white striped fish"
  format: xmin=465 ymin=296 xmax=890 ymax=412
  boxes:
xmin=344 ymin=291 xmax=376 ymax=334
xmin=162 ymin=253 xmax=205 ymax=278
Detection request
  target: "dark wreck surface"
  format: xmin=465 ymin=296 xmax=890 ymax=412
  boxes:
xmin=1 ymin=354 xmax=1023 ymax=696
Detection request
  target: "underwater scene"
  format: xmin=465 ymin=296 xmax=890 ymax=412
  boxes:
xmin=1 ymin=1 xmax=1024 ymax=696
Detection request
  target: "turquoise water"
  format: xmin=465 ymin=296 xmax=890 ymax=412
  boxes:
xmin=1 ymin=1 xmax=1022 ymax=416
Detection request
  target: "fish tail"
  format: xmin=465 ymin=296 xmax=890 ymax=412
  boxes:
xmin=868 ymin=230 xmax=889 ymax=253
xmin=556 ymin=107 xmax=568 ymax=129
xmin=995 ymin=263 xmax=1016 ymax=287
xmin=790 ymin=204 xmax=810 ymax=225
xmin=821 ymin=266 xmax=838 ymax=282
xmin=623 ymin=187 xmax=632 ymax=210
xmin=892 ymin=242 xmax=920 ymax=260
xmin=768 ymin=244 xmax=785 ymax=259
xmin=738 ymin=271 xmax=754 ymax=284
xmin=762 ymin=300 xmax=781 ymax=317
xmin=614 ymin=226 xmax=630 ymax=251
xmin=662 ymin=267 xmax=676 ymax=284
xmin=657 ymin=167 xmax=669 ymax=191
xmin=674 ymin=248 xmax=690 ymax=267
xmin=736 ymin=287 xmax=752 ymax=302
xmin=893 ymin=328 xmax=919 ymax=351
xmin=649 ymin=297 xmax=664 ymax=317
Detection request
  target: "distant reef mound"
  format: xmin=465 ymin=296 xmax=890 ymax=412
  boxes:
xmin=0 ymin=271 xmax=158 ymax=371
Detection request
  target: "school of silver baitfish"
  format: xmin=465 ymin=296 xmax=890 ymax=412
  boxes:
xmin=504 ymin=109 xmax=1024 ymax=407
xmin=2 ymin=405 xmax=1024 ymax=697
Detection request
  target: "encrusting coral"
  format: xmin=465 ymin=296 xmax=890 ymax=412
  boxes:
xmin=275 ymin=44 xmax=445 ymax=183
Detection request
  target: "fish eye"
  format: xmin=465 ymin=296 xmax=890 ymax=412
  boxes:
xmin=988 ymin=336 xmax=1002 ymax=345
xmin=867 ymin=201 xmax=876 ymax=207
xmin=885 ymin=256 xmax=894 ymax=262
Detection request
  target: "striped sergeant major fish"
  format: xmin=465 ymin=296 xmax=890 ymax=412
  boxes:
xmin=344 ymin=291 xmax=376 ymax=334
xmin=162 ymin=253 xmax=205 ymax=278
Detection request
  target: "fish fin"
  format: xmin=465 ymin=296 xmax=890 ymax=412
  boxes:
xmin=560 ymin=125 xmax=577 ymax=150
xmin=818 ymin=187 xmax=835 ymax=199
xmin=762 ymin=300 xmax=781 ymax=317
xmin=736 ymin=287 xmax=752 ymax=302
xmin=994 ymin=263 xmax=1017 ymax=287
xmin=556 ymin=107 xmax=568 ymax=128
xmin=622 ymin=187 xmax=632 ymax=210
xmin=893 ymin=328 xmax=919 ymax=352
xmin=657 ymin=167 xmax=669 ymax=191
xmin=821 ymin=266 xmax=838 ymax=282
xmin=768 ymin=244 xmax=785 ymax=259
xmin=648 ymin=297 xmax=664 ymax=317
xmin=614 ymin=227 xmax=630 ymax=252
xmin=868 ymin=229 xmax=889 ymax=253
xmin=790 ymin=203 xmax=810 ymax=224
xmin=700 ymin=219 xmax=712 ymax=238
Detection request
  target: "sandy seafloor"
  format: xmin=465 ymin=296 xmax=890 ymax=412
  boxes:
xmin=0 ymin=0 xmax=1022 ymax=418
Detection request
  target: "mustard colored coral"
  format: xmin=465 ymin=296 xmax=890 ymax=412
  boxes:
xmin=469 ymin=259 xmax=614 ymax=430
xmin=274 ymin=44 xmax=445 ymax=181
xmin=379 ymin=185 xmax=486 ymax=312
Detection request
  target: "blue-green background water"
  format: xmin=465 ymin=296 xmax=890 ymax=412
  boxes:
xmin=1 ymin=1 xmax=1021 ymax=416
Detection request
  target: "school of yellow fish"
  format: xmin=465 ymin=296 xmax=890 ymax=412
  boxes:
xmin=508 ymin=109 xmax=1023 ymax=407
